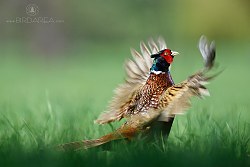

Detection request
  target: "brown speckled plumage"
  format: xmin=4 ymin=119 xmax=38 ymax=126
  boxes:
xmin=57 ymin=36 xmax=217 ymax=151
xmin=128 ymin=72 xmax=173 ymax=115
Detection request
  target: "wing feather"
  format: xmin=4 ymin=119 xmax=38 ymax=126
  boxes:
xmin=140 ymin=42 xmax=153 ymax=69
xmin=157 ymin=35 xmax=217 ymax=122
xmin=199 ymin=35 xmax=216 ymax=70
xmin=157 ymin=72 xmax=211 ymax=122
xmin=148 ymin=38 xmax=160 ymax=54
xmin=158 ymin=36 xmax=167 ymax=50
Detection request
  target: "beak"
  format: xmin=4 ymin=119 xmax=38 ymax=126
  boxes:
xmin=171 ymin=51 xmax=179 ymax=56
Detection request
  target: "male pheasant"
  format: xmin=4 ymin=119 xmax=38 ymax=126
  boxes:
xmin=58 ymin=35 xmax=216 ymax=150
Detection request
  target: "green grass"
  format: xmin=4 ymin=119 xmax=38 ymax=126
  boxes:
xmin=0 ymin=41 xmax=249 ymax=167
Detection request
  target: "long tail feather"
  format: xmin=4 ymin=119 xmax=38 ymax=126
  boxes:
xmin=57 ymin=133 xmax=117 ymax=151
xmin=57 ymin=125 xmax=139 ymax=151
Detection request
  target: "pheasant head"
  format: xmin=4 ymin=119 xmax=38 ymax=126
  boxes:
xmin=150 ymin=49 xmax=179 ymax=73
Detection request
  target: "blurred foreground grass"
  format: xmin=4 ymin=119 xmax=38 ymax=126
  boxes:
xmin=0 ymin=40 xmax=249 ymax=166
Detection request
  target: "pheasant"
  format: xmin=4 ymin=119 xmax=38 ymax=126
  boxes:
xmin=58 ymin=35 xmax=216 ymax=150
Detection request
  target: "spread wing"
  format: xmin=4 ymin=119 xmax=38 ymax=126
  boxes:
xmin=95 ymin=37 xmax=167 ymax=124
xmin=157 ymin=35 xmax=216 ymax=121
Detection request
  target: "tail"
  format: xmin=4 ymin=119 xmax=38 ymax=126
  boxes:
xmin=57 ymin=133 xmax=121 ymax=151
xmin=57 ymin=125 xmax=139 ymax=151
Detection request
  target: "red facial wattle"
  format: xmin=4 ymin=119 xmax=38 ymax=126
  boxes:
xmin=160 ymin=49 xmax=173 ymax=64
xmin=165 ymin=55 xmax=173 ymax=64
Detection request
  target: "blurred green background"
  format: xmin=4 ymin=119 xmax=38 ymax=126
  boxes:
xmin=0 ymin=0 xmax=249 ymax=166
xmin=0 ymin=0 xmax=249 ymax=107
